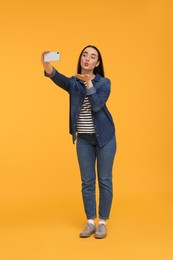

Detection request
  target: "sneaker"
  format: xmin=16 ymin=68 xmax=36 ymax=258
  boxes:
xmin=95 ymin=224 xmax=107 ymax=239
xmin=80 ymin=223 xmax=96 ymax=238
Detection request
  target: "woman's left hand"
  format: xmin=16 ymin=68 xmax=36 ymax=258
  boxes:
xmin=75 ymin=74 xmax=92 ymax=82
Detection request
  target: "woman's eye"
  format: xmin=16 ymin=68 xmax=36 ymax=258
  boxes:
xmin=91 ymin=55 xmax=96 ymax=59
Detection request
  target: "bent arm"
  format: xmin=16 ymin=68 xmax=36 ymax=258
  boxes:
xmin=86 ymin=78 xmax=111 ymax=112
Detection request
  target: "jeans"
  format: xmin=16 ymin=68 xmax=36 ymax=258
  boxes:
xmin=76 ymin=133 xmax=116 ymax=220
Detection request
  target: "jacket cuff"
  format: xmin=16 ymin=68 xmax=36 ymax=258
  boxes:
xmin=86 ymin=86 xmax=96 ymax=95
xmin=44 ymin=67 xmax=56 ymax=78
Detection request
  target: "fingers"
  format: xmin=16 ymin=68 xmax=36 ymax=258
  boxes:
xmin=75 ymin=74 xmax=85 ymax=79
xmin=75 ymin=74 xmax=91 ymax=81
xmin=41 ymin=51 xmax=50 ymax=64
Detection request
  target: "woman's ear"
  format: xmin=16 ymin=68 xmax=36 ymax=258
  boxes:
xmin=96 ymin=61 xmax=100 ymax=67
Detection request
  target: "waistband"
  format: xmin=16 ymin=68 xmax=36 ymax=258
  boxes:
xmin=77 ymin=133 xmax=96 ymax=137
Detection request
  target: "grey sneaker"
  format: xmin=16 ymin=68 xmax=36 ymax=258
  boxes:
xmin=80 ymin=223 xmax=96 ymax=238
xmin=95 ymin=224 xmax=107 ymax=239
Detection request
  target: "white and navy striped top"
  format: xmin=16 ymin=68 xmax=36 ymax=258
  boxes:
xmin=76 ymin=97 xmax=95 ymax=133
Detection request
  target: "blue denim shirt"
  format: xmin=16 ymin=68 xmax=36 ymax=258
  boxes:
xmin=44 ymin=68 xmax=115 ymax=147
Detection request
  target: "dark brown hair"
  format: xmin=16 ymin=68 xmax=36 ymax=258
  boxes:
xmin=77 ymin=45 xmax=105 ymax=77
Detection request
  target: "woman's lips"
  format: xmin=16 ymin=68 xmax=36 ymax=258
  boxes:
xmin=84 ymin=63 xmax=89 ymax=66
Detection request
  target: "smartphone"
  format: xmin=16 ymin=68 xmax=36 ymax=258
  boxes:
xmin=44 ymin=51 xmax=60 ymax=62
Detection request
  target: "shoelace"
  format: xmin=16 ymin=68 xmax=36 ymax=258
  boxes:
xmin=84 ymin=223 xmax=94 ymax=232
xmin=97 ymin=224 xmax=106 ymax=233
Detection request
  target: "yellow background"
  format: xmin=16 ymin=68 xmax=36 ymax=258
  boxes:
xmin=0 ymin=0 xmax=173 ymax=259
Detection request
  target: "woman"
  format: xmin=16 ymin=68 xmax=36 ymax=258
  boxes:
xmin=41 ymin=45 xmax=116 ymax=239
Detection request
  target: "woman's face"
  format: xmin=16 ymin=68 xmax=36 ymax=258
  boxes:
xmin=80 ymin=47 xmax=100 ymax=73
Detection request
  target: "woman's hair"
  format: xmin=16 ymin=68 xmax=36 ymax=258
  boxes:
xmin=77 ymin=45 xmax=105 ymax=77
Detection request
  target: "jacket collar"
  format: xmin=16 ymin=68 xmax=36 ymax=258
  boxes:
xmin=93 ymin=73 xmax=102 ymax=82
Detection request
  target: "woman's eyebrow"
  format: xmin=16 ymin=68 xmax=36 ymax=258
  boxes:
xmin=83 ymin=51 xmax=97 ymax=57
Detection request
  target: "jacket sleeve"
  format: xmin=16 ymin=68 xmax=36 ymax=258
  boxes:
xmin=86 ymin=78 xmax=111 ymax=112
xmin=44 ymin=67 xmax=72 ymax=93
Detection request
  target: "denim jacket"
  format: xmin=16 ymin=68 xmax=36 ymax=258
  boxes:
xmin=44 ymin=68 xmax=115 ymax=147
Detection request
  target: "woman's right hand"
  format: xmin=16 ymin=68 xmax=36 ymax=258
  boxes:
xmin=41 ymin=51 xmax=53 ymax=74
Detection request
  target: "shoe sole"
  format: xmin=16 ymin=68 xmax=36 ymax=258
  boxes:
xmin=95 ymin=234 xmax=107 ymax=239
xmin=80 ymin=231 xmax=96 ymax=238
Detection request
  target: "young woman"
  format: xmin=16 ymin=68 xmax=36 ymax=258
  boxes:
xmin=41 ymin=45 xmax=116 ymax=239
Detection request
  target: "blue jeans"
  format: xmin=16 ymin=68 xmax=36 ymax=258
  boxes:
xmin=76 ymin=133 xmax=116 ymax=220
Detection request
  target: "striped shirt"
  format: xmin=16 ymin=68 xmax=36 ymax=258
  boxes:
xmin=76 ymin=97 xmax=95 ymax=133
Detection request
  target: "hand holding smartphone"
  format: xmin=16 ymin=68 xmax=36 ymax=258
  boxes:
xmin=44 ymin=51 xmax=61 ymax=62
